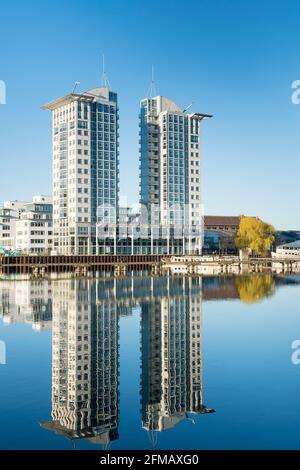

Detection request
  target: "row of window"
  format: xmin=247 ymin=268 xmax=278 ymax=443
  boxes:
xmin=17 ymin=231 xmax=52 ymax=236
xmin=97 ymin=123 xmax=116 ymax=132
xmin=164 ymin=114 xmax=185 ymax=124
xmin=163 ymin=125 xmax=184 ymax=132
xmin=68 ymin=207 xmax=89 ymax=213
xmin=97 ymin=162 xmax=117 ymax=170
xmin=77 ymin=149 xmax=89 ymax=156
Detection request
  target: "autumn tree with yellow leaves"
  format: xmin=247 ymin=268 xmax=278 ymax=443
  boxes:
xmin=235 ymin=216 xmax=275 ymax=257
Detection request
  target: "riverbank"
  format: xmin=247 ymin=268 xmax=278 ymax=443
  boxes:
xmin=1 ymin=253 xmax=300 ymax=278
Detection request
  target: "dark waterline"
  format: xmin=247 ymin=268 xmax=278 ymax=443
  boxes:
xmin=0 ymin=273 xmax=300 ymax=450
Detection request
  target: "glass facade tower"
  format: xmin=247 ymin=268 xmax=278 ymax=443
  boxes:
xmin=139 ymin=96 xmax=210 ymax=255
xmin=42 ymin=87 xmax=119 ymax=255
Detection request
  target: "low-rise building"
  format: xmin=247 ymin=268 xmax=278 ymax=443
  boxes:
xmin=272 ymin=240 xmax=300 ymax=258
xmin=203 ymin=215 xmax=241 ymax=254
xmin=204 ymin=215 xmax=241 ymax=233
xmin=15 ymin=195 xmax=53 ymax=254
xmin=0 ymin=200 xmax=28 ymax=251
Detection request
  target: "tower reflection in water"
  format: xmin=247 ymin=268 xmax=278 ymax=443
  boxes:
xmin=41 ymin=279 xmax=119 ymax=447
xmin=37 ymin=274 xmax=214 ymax=446
xmin=140 ymin=276 xmax=214 ymax=441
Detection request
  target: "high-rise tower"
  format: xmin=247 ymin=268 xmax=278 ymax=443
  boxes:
xmin=139 ymin=96 xmax=211 ymax=254
xmin=42 ymin=86 xmax=119 ymax=255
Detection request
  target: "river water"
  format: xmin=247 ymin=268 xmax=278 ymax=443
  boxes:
xmin=0 ymin=273 xmax=299 ymax=450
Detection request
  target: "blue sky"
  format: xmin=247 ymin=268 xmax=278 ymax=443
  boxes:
xmin=0 ymin=0 xmax=299 ymax=229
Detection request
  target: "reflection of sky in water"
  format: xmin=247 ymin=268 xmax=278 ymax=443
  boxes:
xmin=0 ymin=274 xmax=299 ymax=450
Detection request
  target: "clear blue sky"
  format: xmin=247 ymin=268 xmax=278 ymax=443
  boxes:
xmin=0 ymin=0 xmax=299 ymax=229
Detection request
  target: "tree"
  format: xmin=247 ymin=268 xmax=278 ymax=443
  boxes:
xmin=235 ymin=216 xmax=275 ymax=257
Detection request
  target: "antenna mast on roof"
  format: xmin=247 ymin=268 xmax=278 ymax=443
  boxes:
xmin=72 ymin=81 xmax=80 ymax=94
xmin=183 ymin=102 xmax=194 ymax=113
xmin=102 ymin=54 xmax=111 ymax=89
xmin=148 ymin=65 xmax=157 ymax=98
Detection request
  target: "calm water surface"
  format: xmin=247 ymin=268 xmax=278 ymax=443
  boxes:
xmin=0 ymin=273 xmax=300 ymax=450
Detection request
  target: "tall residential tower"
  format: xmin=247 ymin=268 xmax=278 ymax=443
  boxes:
xmin=42 ymin=86 xmax=119 ymax=255
xmin=139 ymin=96 xmax=211 ymax=254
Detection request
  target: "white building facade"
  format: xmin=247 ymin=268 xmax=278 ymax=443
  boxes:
xmin=15 ymin=195 xmax=53 ymax=254
xmin=272 ymin=241 xmax=300 ymax=258
xmin=139 ymin=96 xmax=211 ymax=255
xmin=42 ymin=87 xmax=119 ymax=255
xmin=0 ymin=200 xmax=28 ymax=252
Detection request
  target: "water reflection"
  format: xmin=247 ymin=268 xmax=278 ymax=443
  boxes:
xmin=39 ymin=276 xmax=215 ymax=446
xmin=41 ymin=279 xmax=119 ymax=446
xmin=0 ymin=273 xmax=299 ymax=448
xmin=235 ymin=274 xmax=276 ymax=304
xmin=140 ymin=277 xmax=214 ymax=440
xmin=0 ymin=279 xmax=52 ymax=330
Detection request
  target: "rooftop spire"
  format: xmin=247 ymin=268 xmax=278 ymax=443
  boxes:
xmin=72 ymin=81 xmax=80 ymax=94
xmin=148 ymin=65 xmax=157 ymax=98
xmin=102 ymin=54 xmax=111 ymax=89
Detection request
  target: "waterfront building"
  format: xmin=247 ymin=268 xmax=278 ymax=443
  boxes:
xmin=0 ymin=200 xmax=28 ymax=252
xmin=204 ymin=215 xmax=241 ymax=233
xmin=15 ymin=195 xmax=53 ymax=254
xmin=203 ymin=215 xmax=241 ymax=254
xmin=272 ymin=240 xmax=300 ymax=258
xmin=118 ymin=205 xmax=140 ymax=225
xmin=42 ymin=85 xmax=119 ymax=255
xmin=139 ymin=96 xmax=211 ymax=255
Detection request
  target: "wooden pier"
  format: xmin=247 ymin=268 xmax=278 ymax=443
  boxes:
xmin=0 ymin=254 xmax=167 ymax=276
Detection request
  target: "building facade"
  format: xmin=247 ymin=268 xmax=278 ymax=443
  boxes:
xmin=203 ymin=215 xmax=241 ymax=254
xmin=15 ymin=195 xmax=53 ymax=254
xmin=0 ymin=200 xmax=28 ymax=252
xmin=139 ymin=96 xmax=211 ymax=255
xmin=204 ymin=215 xmax=241 ymax=233
xmin=42 ymin=87 xmax=119 ymax=255
xmin=272 ymin=240 xmax=300 ymax=258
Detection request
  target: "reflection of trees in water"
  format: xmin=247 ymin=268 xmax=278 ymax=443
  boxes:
xmin=235 ymin=275 xmax=276 ymax=304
